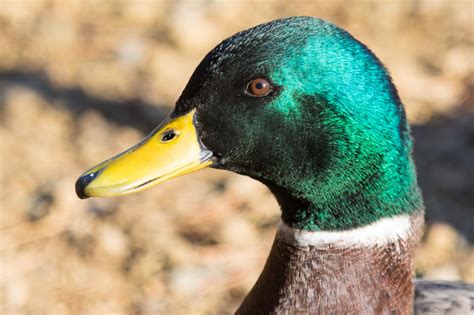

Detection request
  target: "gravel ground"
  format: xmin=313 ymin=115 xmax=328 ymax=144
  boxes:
xmin=0 ymin=1 xmax=473 ymax=314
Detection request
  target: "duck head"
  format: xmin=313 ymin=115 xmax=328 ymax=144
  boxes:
xmin=76 ymin=16 xmax=423 ymax=231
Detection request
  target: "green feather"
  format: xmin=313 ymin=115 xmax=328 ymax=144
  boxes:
xmin=177 ymin=16 xmax=423 ymax=231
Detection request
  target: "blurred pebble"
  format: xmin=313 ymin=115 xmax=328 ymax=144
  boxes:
xmin=4 ymin=278 xmax=29 ymax=310
xmin=424 ymin=264 xmax=462 ymax=281
xmin=444 ymin=47 xmax=474 ymax=79
xmin=97 ymin=224 xmax=129 ymax=260
xmin=416 ymin=223 xmax=464 ymax=272
xmin=218 ymin=217 xmax=257 ymax=247
xmin=27 ymin=189 xmax=54 ymax=221
xmin=117 ymin=36 xmax=147 ymax=68
xmin=169 ymin=265 xmax=219 ymax=296
xmin=88 ymin=199 xmax=118 ymax=219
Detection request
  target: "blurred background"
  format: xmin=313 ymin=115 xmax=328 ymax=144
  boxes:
xmin=0 ymin=1 xmax=472 ymax=314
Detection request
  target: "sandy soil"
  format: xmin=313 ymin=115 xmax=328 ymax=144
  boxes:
xmin=0 ymin=1 xmax=473 ymax=314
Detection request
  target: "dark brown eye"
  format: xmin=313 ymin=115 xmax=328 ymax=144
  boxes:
xmin=248 ymin=78 xmax=272 ymax=96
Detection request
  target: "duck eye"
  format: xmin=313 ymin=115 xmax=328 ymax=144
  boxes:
xmin=247 ymin=78 xmax=272 ymax=97
xmin=160 ymin=129 xmax=178 ymax=142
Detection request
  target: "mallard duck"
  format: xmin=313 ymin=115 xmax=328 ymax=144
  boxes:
xmin=76 ymin=16 xmax=473 ymax=314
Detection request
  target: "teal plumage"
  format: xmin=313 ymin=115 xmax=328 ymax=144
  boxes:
xmin=178 ymin=16 xmax=422 ymax=231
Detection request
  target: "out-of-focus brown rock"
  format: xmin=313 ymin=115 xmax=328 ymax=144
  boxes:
xmin=416 ymin=223 xmax=471 ymax=281
xmin=0 ymin=1 xmax=472 ymax=314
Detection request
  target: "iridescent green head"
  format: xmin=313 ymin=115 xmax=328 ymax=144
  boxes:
xmin=77 ymin=17 xmax=423 ymax=231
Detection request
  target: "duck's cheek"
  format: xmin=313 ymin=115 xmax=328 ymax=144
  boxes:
xmin=195 ymin=114 xmax=238 ymax=158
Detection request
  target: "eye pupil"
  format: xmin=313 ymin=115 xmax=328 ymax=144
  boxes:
xmin=248 ymin=78 xmax=272 ymax=97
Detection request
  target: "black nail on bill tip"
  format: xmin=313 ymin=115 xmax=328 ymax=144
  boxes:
xmin=75 ymin=171 xmax=98 ymax=199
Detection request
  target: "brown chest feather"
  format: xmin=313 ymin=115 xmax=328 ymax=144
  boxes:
xmin=237 ymin=213 xmax=423 ymax=315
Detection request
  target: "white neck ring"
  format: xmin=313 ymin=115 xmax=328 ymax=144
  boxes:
xmin=277 ymin=214 xmax=413 ymax=247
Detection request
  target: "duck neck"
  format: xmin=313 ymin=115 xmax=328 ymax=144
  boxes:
xmin=260 ymin=149 xmax=423 ymax=231
xmin=237 ymin=210 xmax=424 ymax=315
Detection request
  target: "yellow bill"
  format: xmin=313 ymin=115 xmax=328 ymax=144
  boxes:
xmin=75 ymin=109 xmax=213 ymax=198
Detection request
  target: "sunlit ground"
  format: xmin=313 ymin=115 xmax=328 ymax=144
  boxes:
xmin=1 ymin=1 xmax=473 ymax=314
